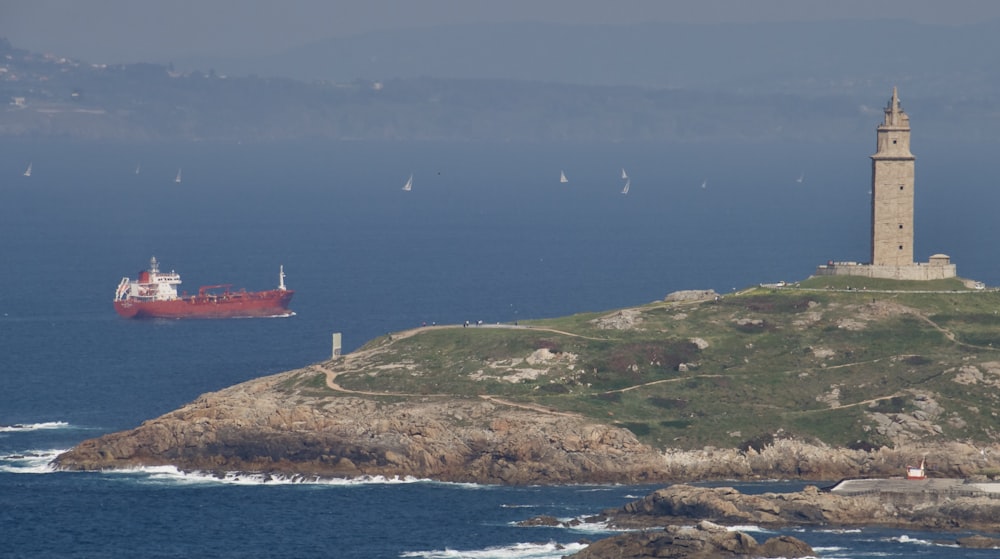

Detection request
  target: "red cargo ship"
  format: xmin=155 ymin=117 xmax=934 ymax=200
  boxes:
xmin=114 ymin=257 xmax=294 ymax=319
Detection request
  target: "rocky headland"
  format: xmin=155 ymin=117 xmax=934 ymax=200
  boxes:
xmin=53 ymin=371 xmax=1000 ymax=484
xmin=54 ymin=374 xmax=667 ymax=484
xmin=56 ymin=280 xmax=1000 ymax=484
xmin=54 ymin=279 xmax=1000 ymax=556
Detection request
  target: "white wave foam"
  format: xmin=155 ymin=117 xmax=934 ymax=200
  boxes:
xmin=0 ymin=421 xmax=71 ymax=432
xmin=104 ymin=466 xmax=451 ymax=487
xmin=400 ymin=541 xmax=587 ymax=558
xmin=891 ymin=534 xmax=934 ymax=546
xmin=726 ymin=524 xmax=773 ymax=534
xmin=510 ymin=515 xmax=629 ymax=534
xmin=0 ymin=449 xmax=65 ymax=473
xmin=562 ymin=517 xmax=619 ymax=534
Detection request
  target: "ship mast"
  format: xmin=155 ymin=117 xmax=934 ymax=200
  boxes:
xmin=278 ymin=265 xmax=287 ymax=291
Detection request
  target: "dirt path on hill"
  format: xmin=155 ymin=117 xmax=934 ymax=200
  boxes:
xmin=599 ymin=374 xmax=726 ymax=395
xmin=912 ymin=312 xmax=998 ymax=352
xmin=476 ymin=395 xmax=582 ymax=417
xmin=311 ymin=365 xmax=584 ymax=418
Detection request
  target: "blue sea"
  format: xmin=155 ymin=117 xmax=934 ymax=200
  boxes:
xmin=2 ymin=138 xmax=1000 ymax=558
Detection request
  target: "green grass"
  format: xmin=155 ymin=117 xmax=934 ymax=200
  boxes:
xmin=299 ymin=285 xmax=1000 ymax=450
xmin=797 ymin=275 xmax=971 ymax=291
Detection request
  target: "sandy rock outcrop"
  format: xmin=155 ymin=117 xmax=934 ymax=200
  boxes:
xmin=54 ymin=373 xmax=667 ymax=485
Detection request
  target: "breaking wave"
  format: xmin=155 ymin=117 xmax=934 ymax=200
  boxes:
xmin=0 ymin=449 xmax=65 ymax=473
xmin=726 ymin=524 xmax=774 ymax=534
xmin=96 ymin=466 xmax=488 ymax=488
xmin=115 ymin=466 xmax=433 ymax=485
xmin=0 ymin=421 xmax=72 ymax=432
xmin=400 ymin=541 xmax=587 ymax=559
xmin=890 ymin=534 xmax=956 ymax=547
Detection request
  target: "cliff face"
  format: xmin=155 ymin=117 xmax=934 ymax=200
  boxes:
xmin=54 ymin=372 xmax=666 ymax=484
xmin=53 ymin=365 xmax=998 ymax=484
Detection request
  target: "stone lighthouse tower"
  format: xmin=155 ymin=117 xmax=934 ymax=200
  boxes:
xmin=870 ymin=87 xmax=915 ymax=267
xmin=815 ymin=88 xmax=955 ymax=280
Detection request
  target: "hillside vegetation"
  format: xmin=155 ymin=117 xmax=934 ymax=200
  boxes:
xmin=282 ymin=276 xmax=1000 ymax=452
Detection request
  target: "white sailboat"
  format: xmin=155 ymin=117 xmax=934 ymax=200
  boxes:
xmin=621 ymin=168 xmax=628 ymax=180
xmin=175 ymin=169 xmax=182 ymax=183
xmin=621 ymin=178 xmax=630 ymax=195
xmin=23 ymin=162 xmax=32 ymax=177
xmin=700 ymin=179 xmax=707 ymax=189
xmin=402 ymin=173 xmax=413 ymax=191
xmin=559 ymin=170 xmax=568 ymax=183
xmin=796 ymin=172 xmax=804 ymax=184
xmin=135 ymin=163 xmax=141 ymax=175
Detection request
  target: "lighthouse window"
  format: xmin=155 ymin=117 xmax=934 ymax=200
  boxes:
xmin=893 ymin=139 xmax=897 ymax=144
xmin=899 ymin=185 xmax=904 ymax=190
xmin=899 ymin=245 xmax=904 ymax=250
xmin=898 ymin=224 xmax=904 ymax=229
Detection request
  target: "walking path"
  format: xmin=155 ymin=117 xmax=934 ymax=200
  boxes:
xmin=313 ymin=293 xmax=998 ymax=418
xmin=311 ymin=322 xmax=601 ymax=416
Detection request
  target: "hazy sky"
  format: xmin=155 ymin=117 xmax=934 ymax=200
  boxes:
xmin=2 ymin=0 xmax=999 ymax=63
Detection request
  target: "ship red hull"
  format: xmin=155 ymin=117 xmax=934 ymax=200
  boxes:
xmin=114 ymin=289 xmax=294 ymax=319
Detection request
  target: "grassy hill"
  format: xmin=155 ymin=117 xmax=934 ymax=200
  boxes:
xmin=281 ymin=276 xmax=1000 ymax=452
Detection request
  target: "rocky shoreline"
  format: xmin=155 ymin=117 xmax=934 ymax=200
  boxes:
xmin=53 ymin=372 xmax=667 ymax=485
xmin=52 ymin=361 xmax=1000 ymax=558
xmin=54 ymin=367 xmax=1000 ymax=485
xmin=535 ymin=484 xmax=1000 ymax=557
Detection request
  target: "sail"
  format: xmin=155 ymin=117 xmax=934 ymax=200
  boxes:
xmin=175 ymin=169 xmax=182 ymax=183
xmin=23 ymin=162 xmax=31 ymax=177
xmin=621 ymin=168 xmax=628 ymax=180
xmin=135 ymin=163 xmax=141 ymax=175
xmin=559 ymin=170 xmax=568 ymax=183
xmin=402 ymin=173 xmax=413 ymax=191
xmin=621 ymin=178 xmax=630 ymax=195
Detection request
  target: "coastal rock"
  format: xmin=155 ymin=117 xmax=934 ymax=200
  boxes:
xmin=664 ymin=290 xmax=717 ymax=303
xmin=615 ymin=484 xmax=885 ymax=527
xmin=54 ymin=372 xmax=667 ymax=485
xmin=55 ymin=375 xmax=1000 ymax=485
xmin=756 ymin=535 xmax=816 ymax=558
xmin=592 ymin=308 xmax=643 ymax=330
xmin=956 ymin=535 xmax=1000 ymax=549
xmin=603 ymin=483 xmax=1000 ymax=533
xmin=568 ymin=522 xmax=813 ymax=559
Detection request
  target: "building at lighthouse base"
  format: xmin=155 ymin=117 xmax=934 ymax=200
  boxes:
xmin=815 ymin=254 xmax=956 ymax=281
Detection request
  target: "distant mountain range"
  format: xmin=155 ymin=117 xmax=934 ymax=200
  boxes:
xmin=2 ymin=19 xmax=999 ymax=143
xmin=175 ymin=20 xmax=1000 ymax=93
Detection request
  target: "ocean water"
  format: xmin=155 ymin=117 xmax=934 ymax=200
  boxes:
xmin=2 ymin=138 xmax=999 ymax=558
